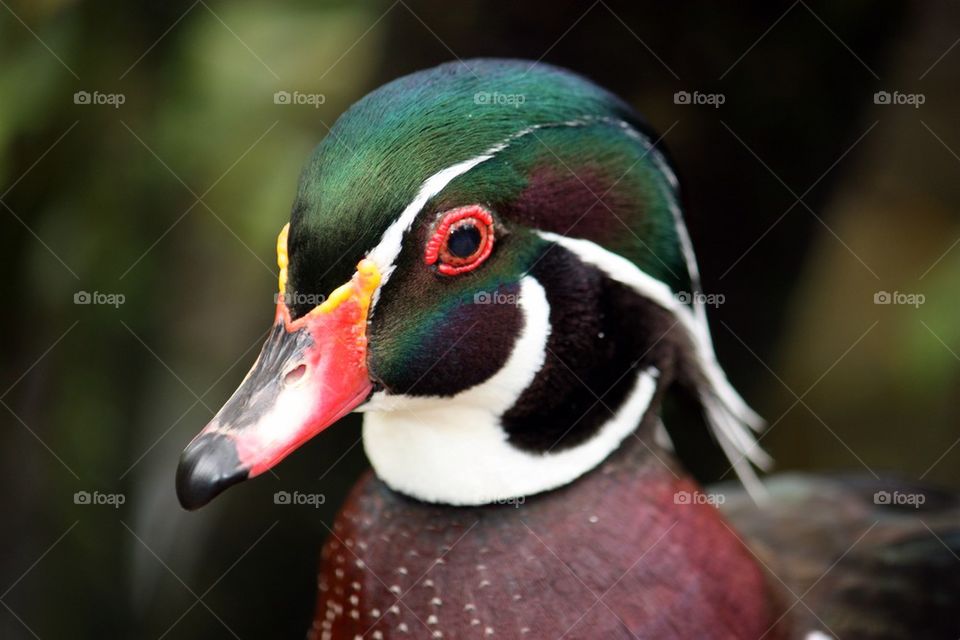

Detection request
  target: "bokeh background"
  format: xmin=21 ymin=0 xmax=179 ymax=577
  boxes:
xmin=2 ymin=1 xmax=958 ymax=637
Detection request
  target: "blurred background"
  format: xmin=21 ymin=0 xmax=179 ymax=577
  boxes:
xmin=2 ymin=0 xmax=958 ymax=637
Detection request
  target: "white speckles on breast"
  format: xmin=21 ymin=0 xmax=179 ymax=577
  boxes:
xmin=389 ymin=584 xmax=402 ymax=595
xmin=396 ymin=566 xmax=408 ymax=575
xmin=464 ymin=603 xmax=476 ymax=612
xmin=430 ymin=596 xmax=442 ymax=606
xmin=397 ymin=622 xmax=409 ymax=633
xmin=389 ymin=604 xmax=400 ymax=615
xmin=484 ymin=627 xmax=495 ymax=636
xmin=349 ymin=594 xmax=359 ymax=606
xmin=588 ymin=515 xmax=599 ymax=524
xmin=426 ymin=614 xmax=439 ymax=625
xmin=512 ymin=594 xmax=522 ymax=601
xmin=470 ymin=618 xmax=480 ymax=626
xmin=478 ymin=579 xmax=491 ymax=589
xmin=371 ymin=608 xmax=381 ymax=618
xmin=422 ymin=579 xmax=434 ymax=588
xmin=432 ymin=631 xmax=443 ymax=638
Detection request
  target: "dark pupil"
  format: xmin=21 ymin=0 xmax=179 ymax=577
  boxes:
xmin=447 ymin=224 xmax=481 ymax=258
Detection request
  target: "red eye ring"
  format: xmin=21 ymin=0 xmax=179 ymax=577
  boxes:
xmin=424 ymin=205 xmax=495 ymax=276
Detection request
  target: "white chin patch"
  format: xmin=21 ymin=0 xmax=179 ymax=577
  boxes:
xmin=360 ymin=275 xmax=661 ymax=506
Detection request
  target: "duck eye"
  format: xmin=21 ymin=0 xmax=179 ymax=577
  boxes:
xmin=424 ymin=205 xmax=495 ymax=275
xmin=447 ymin=225 xmax=481 ymax=258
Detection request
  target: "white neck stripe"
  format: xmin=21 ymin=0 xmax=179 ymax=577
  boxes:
xmin=535 ymin=231 xmax=770 ymax=498
xmin=360 ymin=272 xmax=663 ymax=505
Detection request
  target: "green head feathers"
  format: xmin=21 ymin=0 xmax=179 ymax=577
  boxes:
xmin=287 ymin=58 xmax=691 ymax=312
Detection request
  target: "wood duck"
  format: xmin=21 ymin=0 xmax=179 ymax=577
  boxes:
xmin=175 ymin=60 xmax=960 ymax=639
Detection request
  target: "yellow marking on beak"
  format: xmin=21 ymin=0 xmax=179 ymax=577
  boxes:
xmin=277 ymin=222 xmax=290 ymax=295
xmin=316 ymin=259 xmax=381 ymax=315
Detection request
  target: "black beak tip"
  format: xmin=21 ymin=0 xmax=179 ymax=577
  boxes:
xmin=176 ymin=434 xmax=249 ymax=510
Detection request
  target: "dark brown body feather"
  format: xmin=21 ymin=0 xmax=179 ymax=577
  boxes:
xmin=310 ymin=435 xmax=783 ymax=640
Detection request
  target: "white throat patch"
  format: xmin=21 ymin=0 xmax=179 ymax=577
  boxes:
xmin=360 ymin=276 xmax=662 ymax=505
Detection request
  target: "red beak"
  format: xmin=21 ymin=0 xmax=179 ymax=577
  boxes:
xmin=176 ymin=257 xmax=380 ymax=510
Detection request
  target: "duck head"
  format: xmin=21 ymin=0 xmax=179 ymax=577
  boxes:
xmin=176 ymin=59 xmax=767 ymax=509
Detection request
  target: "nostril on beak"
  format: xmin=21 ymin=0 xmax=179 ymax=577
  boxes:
xmin=283 ymin=364 xmax=307 ymax=387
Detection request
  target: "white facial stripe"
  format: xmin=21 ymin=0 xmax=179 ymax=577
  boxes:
xmin=364 ymin=116 xmax=663 ymax=302
xmin=361 ymin=275 xmax=550 ymax=414
xmin=535 ymin=231 xmax=770 ymax=498
xmin=367 ymin=154 xmax=493 ymax=286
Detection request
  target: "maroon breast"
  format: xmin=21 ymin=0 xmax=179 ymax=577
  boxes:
xmin=309 ymin=440 xmax=782 ymax=640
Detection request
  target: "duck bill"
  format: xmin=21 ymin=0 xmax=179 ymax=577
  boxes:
xmin=176 ymin=259 xmax=381 ymax=510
